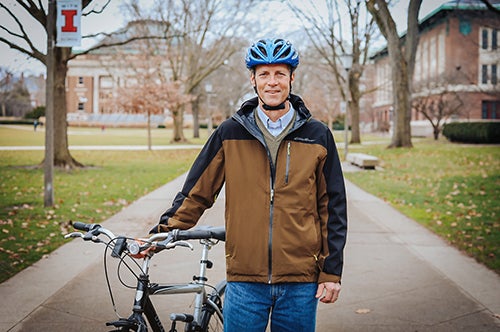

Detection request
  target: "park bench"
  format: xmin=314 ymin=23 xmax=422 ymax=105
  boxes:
xmin=346 ymin=153 xmax=379 ymax=169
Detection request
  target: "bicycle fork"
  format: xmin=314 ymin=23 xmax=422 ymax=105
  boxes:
xmin=107 ymin=257 xmax=166 ymax=332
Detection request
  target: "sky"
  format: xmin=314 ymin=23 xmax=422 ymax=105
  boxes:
xmin=0 ymin=0 xmax=450 ymax=77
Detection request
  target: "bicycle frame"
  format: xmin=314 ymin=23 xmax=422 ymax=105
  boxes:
xmin=66 ymin=222 xmax=225 ymax=332
xmin=113 ymin=238 xmax=223 ymax=331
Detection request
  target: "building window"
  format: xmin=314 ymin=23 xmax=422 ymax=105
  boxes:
xmin=482 ymin=102 xmax=488 ymax=118
xmin=482 ymin=65 xmax=488 ymax=84
xmin=482 ymin=101 xmax=499 ymax=119
xmin=492 ymin=65 xmax=497 ymax=85
xmin=493 ymin=29 xmax=498 ymax=50
xmin=482 ymin=29 xmax=488 ymax=49
xmin=78 ymin=76 xmax=84 ymax=85
xmin=100 ymin=76 xmax=113 ymax=88
xmin=78 ymin=102 xmax=84 ymax=111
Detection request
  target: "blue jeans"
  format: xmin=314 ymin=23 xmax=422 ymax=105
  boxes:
xmin=223 ymin=282 xmax=318 ymax=332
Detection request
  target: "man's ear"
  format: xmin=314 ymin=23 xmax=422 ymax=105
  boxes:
xmin=290 ymin=72 xmax=295 ymax=83
xmin=250 ymin=72 xmax=256 ymax=86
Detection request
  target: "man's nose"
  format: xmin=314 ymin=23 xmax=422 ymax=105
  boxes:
xmin=268 ymin=75 xmax=278 ymax=85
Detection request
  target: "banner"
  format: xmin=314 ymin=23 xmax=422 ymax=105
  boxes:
xmin=56 ymin=0 xmax=82 ymax=47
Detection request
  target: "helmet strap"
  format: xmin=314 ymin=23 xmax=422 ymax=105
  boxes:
xmin=253 ymin=81 xmax=292 ymax=111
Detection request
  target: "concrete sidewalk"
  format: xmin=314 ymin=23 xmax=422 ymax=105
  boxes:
xmin=1 ymin=167 xmax=499 ymax=331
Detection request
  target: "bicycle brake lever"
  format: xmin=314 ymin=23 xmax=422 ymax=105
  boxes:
xmin=169 ymin=240 xmax=194 ymax=250
xmin=64 ymin=232 xmax=84 ymax=239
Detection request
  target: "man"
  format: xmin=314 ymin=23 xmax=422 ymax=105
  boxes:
xmin=151 ymin=38 xmax=347 ymax=332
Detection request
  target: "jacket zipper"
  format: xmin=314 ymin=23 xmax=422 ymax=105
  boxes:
xmin=268 ymin=184 xmax=274 ymax=284
xmin=285 ymin=142 xmax=291 ymax=184
xmin=232 ymin=111 xmax=307 ymax=284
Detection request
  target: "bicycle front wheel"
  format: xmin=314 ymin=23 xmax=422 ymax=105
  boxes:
xmin=198 ymin=280 xmax=226 ymax=332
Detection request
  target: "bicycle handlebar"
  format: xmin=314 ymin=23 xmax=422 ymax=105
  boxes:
xmin=65 ymin=222 xmax=225 ymax=258
xmin=172 ymin=226 xmax=225 ymax=242
xmin=72 ymin=221 xmax=98 ymax=232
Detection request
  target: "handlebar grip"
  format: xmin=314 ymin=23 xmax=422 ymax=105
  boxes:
xmin=73 ymin=222 xmax=100 ymax=232
xmin=173 ymin=226 xmax=225 ymax=241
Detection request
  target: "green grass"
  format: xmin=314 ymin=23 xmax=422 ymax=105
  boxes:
xmin=0 ymin=148 xmax=200 ymax=283
xmin=0 ymin=125 xmax=209 ymax=146
xmin=344 ymin=139 xmax=500 ymax=273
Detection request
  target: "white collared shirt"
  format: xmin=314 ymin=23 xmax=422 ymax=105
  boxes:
xmin=256 ymin=105 xmax=295 ymax=137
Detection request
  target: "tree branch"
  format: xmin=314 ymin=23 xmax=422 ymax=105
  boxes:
xmin=67 ymin=34 xmax=185 ymax=61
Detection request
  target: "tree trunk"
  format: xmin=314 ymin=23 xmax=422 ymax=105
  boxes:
xmin=367 ymin=0 xmax=419 ymax=148
xmin=433 ymin=127 xmax=440 ymax=140
xmin=53 ymin=47 xmax=84 ymax=168
xmin=192 ymin=98 xmax=200 ymax=138
xmin=349 ymin=70 xmax=361 ymax=144
xmin=389 ymin=54 xmax=413 ymax=148
xmin=171 ymin=106 xmax=186 ymax=142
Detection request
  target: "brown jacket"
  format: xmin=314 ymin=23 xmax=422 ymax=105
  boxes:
xmin=153 ymin=95 xmax=347 ymax=284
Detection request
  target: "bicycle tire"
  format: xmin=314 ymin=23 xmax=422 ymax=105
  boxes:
xmin=198 ymin=280 xmax=226 ymax=332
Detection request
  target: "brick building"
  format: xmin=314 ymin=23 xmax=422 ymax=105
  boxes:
xmin=368 ymin=0 xmax=499 ymax=134
xmin=66 ymin=20 xmax=172 ymax=126
xmin=65 ymin=2 xmax=498 ymax=132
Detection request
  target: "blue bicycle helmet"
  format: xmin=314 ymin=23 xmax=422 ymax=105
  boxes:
xmin=245 ymin=38 xmax=299 ymax=70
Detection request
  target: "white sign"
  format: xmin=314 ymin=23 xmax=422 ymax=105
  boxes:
xmin=56 ymin=0 xmax=82 ymax=47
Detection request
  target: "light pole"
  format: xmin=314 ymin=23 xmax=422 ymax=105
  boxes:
xmin=339 ymin=53 xmax=353 ymax=160
xmin=44 ymin=0 xmax=56 ymax=207
xmin=205 ymin=83 xmax=213 ymax=135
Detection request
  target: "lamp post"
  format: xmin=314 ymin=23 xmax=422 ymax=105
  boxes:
xmin=44 ymin=0 xmax=56 ymax=207
xmin=205 ymin=83 xmax=213 ymax=135
xmin=339 ymin=53 xmax=353 ymax=160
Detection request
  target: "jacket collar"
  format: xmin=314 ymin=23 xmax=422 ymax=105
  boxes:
xmin=236 ymin=94 xmax=312 ymax=122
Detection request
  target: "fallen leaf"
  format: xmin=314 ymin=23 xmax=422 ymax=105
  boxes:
xmin=355 ymin=308 xmax=371 ymax=314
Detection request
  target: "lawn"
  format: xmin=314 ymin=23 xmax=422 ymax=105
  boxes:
xmin=344 ymin=139 xmax=500 ymax=274
xmin=0 ymin=125 xmax=499 ymax=283
xmin=0 ymin=147 xmax=200 ymax=283
xmin=0 ymin=125 xmax=209 ymax=146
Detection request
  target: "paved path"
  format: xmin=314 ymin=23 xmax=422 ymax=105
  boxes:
xmin=1 ymin=167 xmax=499 ymax=331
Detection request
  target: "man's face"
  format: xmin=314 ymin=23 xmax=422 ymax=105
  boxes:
xmin=251 ymin=64 xmax=294 ymax=108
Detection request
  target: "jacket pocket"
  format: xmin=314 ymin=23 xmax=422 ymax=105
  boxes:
xmin=285 ymin=142 xmax=291 ymax=184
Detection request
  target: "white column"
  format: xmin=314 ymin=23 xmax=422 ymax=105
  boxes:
xmin=93 ymin=74 xmax=99 ymax=114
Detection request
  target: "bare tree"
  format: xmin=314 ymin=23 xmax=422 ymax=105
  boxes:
xmin=366 ymin=0 xmax=422 ymax=148
xmin=201 ymin=50 xmax=250 ymax=123
xmin=115 ymin=77 xmax=193 ymax=148
xmin=0 ymin=1 xmax=180 ymax=168
xmin=412 ymin=90 xmax=464 ymax=140
xmin=125 ymin=0 xmax=255 ymax=142
xmin=0 ymin=68 xmax=14 ymax=117
xmin=288 ymin=0 xmax=376 ymax=144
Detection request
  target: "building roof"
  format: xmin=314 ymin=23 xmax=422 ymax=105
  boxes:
xmin=420 ymin=0 xmax=500 ymax=27
xmin=370 ymin=0 xmax=500 ymax=60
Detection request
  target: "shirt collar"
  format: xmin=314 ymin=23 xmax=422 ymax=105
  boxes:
xmin=256 ymin=105 xmax=295 ymax=132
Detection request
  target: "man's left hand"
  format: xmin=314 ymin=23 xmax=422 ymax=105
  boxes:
xmin=316 ymin=282 xmax=341 ymax=304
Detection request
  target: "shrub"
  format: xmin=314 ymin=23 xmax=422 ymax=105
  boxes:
xmin=24 ymin=106 xmax=46 ymax=119
xmin=442 ymin=122 xmax=500 ymax=144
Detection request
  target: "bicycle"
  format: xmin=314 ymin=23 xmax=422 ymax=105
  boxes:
xmin=65 ymin=221 xmax=226 ymax=332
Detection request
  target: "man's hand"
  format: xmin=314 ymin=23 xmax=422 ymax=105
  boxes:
xmin=316 ymin=282 xmax=341 ymax=304
xmin=128 ymin=240 xmax=155 ymax=259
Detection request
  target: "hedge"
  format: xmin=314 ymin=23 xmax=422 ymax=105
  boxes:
xmin=442 ymin=122 xmax=500 ymax=144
